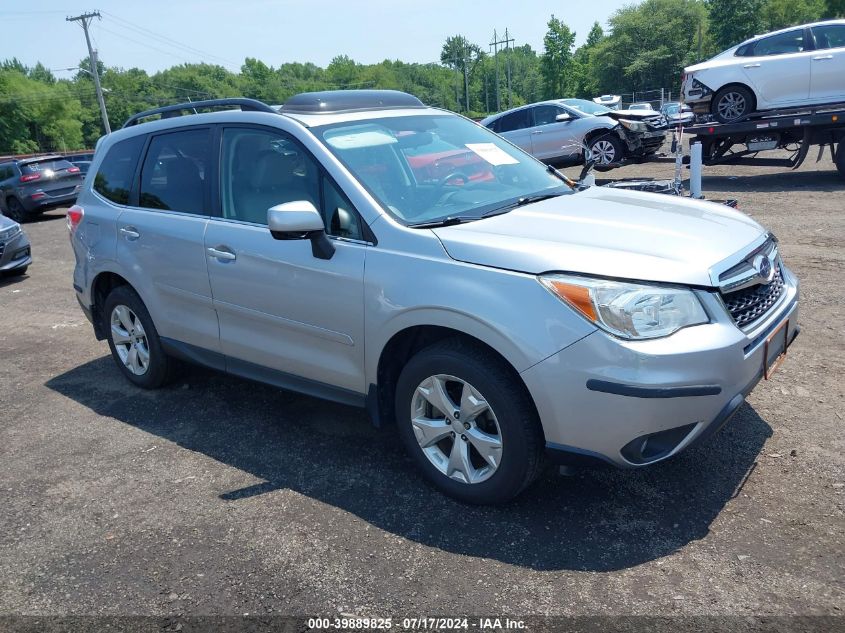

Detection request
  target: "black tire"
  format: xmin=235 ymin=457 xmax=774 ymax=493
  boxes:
xmin=588 ymin=133 xmax=624 ymax=165
xmin=102 ymin=285 xmax=174 ymax=389
xmin=5 ymin=198 xmax=27 ymax=223
xmin=836 ymin=142 xmax=845 ymax=179
xmin=394 ymin=338 xmax=545 ymax=504
xmin=3 ymin=265 xmax=28 ymax=277
xmin=711 ymin=85 xmax=755 ymax=123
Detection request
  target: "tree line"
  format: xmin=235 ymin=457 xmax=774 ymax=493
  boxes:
xmin=1 ymin=0 xmax=841 ymax=155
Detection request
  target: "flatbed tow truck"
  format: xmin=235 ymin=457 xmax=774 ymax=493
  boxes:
xmin=685 ymin=101 xmax=845 ymax=178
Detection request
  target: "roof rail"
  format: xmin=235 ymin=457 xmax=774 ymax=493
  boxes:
xmin=122 ymin=98 xmax=277 ymax=128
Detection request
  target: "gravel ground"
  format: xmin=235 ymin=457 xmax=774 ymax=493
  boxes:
xmin=0 ymin=151 xmax=842 ymax=624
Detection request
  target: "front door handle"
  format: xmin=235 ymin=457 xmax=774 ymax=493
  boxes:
xmin=743 ymin=63 xmax=761 ymax=68
xmin=119 ymin=226 xmax=140 ymax=240
xmin=813 ymin=55 xmax=833 ymax=60
xmin=531 ymin=130 xmax=544 ymax=134
xmin=207 ymin=246 xmax=236 ymax=261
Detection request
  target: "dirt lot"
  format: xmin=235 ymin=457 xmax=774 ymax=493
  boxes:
xmin=0 ymin=152 xmax=843 ymax=623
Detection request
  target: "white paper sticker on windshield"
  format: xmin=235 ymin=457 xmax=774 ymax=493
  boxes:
xmin=465 ymin=143 xmax=519 ymax=166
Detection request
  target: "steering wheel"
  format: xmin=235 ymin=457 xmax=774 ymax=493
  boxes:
xmin=437 ymin=171 xmax=470 ymax=189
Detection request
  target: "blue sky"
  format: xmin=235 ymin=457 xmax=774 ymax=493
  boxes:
xmin=2 ymin=0 xmax=632 ymax=75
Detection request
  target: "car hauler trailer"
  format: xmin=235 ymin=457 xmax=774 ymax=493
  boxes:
xmin=686 ymin=102 xmax=845 ymax=178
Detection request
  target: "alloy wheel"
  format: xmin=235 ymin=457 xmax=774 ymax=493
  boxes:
xmin=591 ymin=139 xmax=617 ymax=164
xmin=110 ymin=304 xmax=150 ymax=376
xmin=717 ymin=91 xmax=746 ymax=121
xmin=410 ymin=374 xmax=503 ymax=484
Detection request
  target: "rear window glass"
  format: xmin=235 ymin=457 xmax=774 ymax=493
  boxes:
xmin=751 ymin=30 xmax=805 ymax=56
xmin=94 ymin=136 xmax=145 ymax=205
xmin=497 ymin=109 xmax=532 ymax=133
xmin=139 ymin=129 xmax=211 ymax=215
xmin=21 ymin=159 xmax=74 ymax=173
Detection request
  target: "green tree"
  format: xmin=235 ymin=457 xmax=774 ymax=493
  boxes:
xmin=440 ymin=35 xmax=483 ymax=112
xmin=760 ymin=0 xmax=825 ymax=30
xmin=571 ymin=22 xmax=605 ymax=98
xmin=825 ymin=0 xmax=845 ymax=16
xmin=707 ymin=0 xmax=763 ymax=50
xmin=592 ymin=0 xmax=709 ymax=95
xmin=541 ymin=15 xmax=577 ymax=99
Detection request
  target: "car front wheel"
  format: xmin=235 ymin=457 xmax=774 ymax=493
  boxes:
xmin=588 ymin=134 xmax=624 ymax=165
xmin=394 ymin=338 xmax=544 ymax=504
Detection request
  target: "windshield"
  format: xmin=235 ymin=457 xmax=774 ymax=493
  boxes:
xmin=315 ymin=114 xmax=570 ymax=226
xmin=560 ymin=99 xmax=611 ymax=116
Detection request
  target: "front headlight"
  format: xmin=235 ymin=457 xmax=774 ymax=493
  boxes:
xmin=539 ymin=274 xmax=708 ymax=340
xmin=618 ymin=119 xmax=647 ymax=133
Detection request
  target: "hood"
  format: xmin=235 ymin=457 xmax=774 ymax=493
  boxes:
xmin=0 ymin=213 xmax=20 ymax=231
xmin=599 ymin=109 xmax=662 ymax=122
xmin=431 ymin=186 xmax=765 ymax=286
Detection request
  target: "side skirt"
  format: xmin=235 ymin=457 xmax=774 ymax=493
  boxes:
xmin=160 ymin=337 xmax=366 ymax=409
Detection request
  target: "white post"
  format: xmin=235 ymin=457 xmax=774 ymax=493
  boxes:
xmin=690 ymin=141 xmax=703 ymax=199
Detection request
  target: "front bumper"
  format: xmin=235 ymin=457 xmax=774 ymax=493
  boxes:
xmin=0 ymin=230 xmax=32 ymax=272
xmin=521 ymin=267 xmax=799 ymax=468
xmin=618 ymin=128 xmax=667 ymax=156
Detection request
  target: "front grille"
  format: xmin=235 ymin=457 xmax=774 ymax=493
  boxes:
xmin=722 ymin=263 xmax=785 ymax=328
xmin=0 ymin=243 xmax=5 ymax=257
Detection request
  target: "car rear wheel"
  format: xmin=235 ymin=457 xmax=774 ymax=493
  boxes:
xmin=394 ymin=338 xmax=545 ymax=504
xmin=588 ymin=134 xmax=624 ymax=165
xmin=712 ymin=85 xmax=754 ymax=123
xmin=836 ymin=142 xmax=845 ymax=178
xmin=103 ymin=285 xmax=174 ymax=389
xmin=5 ymin=198 xmax=26 ymax=223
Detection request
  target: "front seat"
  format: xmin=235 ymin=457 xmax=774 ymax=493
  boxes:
xmin=236 ymin=151 xmax=315 ymax=224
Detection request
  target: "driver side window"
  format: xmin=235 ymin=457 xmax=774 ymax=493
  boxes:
xmin=220 ymin=128 xmax=363 ymax=240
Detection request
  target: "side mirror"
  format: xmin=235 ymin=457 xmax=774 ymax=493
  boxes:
xmin=555 ymin=113 xmax=572 ymax=122
xmin=331 ymin=207 xmax=352 ymax=235
xmin=268 ymin=200 xmax=335 ymax=260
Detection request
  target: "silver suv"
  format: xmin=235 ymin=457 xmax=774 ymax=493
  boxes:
xmin=70 ymin=91 xmax=799 ymax=504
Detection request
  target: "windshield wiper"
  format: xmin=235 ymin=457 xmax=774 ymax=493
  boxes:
xmin=407 ymin=216 xmax=477 ymax=229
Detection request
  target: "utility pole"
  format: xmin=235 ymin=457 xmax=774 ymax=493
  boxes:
xmin=490 ymin=29 xmax=500 ymax=112
xmin=67 ymin=11 xmax=111 ymax=134
xmin=489 ymin=29 xmax=515 ymax=112
xmin=463 ymin=45 xmax=471 ymax=114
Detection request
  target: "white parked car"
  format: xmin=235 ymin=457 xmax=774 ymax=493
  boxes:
xmin=682 ymin=19 xmax=845 ymax=123
xmin=628 ymin=102 xmax=655 ymax=111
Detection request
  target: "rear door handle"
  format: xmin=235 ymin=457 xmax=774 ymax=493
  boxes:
xmin=119 ymin=226 xmax=140 ymax=240
xmin=531 ymin=130 xmax=544 ymax=134
xmin=207 ymin=246 xmax=236 ymax=261
xmin=743 ymin=63 xmax=761 ymax=68
xmin=813 ymin=55 xmax=833 ymax=60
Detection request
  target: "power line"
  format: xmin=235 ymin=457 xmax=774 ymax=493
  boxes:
xmin=99 ymin=10 xmax=239 ymax=69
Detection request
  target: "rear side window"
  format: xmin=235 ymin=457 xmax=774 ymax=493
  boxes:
xmin=139 ymin=129 xmax=211 ymax=215
xmin=812 ymin=24 xmax=845 ymax=50
xmin=94 ymin=136 xmax=145 ymax=205
xmin=0 ymin=164 xmax=15 ymax=181
xmin=497 ymin=109 xmax=532 ymax=132
xmin=750 ymin=29 xmax=805 ymax=56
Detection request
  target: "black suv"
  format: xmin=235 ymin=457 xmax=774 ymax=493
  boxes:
xmin=0 ymin=156 xmax=84 ymax=222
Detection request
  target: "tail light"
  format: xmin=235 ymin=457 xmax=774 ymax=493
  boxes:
xmin=20 ymin=173 xmax=41 ymax=183
xmin=67 ymin=205 xmax=84 ymax=234
xmin=67 ymin=166 xmax=81 ymax=174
